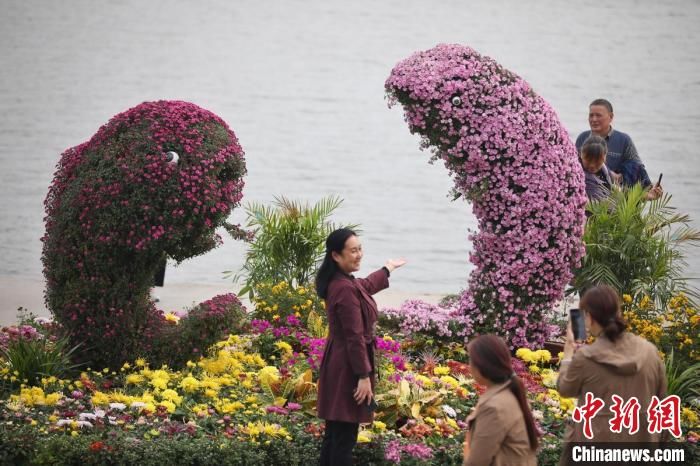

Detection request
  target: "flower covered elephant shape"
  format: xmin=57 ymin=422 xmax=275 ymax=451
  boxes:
xmin=42 ymin=101 xmax=247 ymax=368
xmin=386 ymin=44 xmax=587 ymax=348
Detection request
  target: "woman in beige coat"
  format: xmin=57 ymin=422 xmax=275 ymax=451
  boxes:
xmin=463 ymin=334 xmax=538 ymax=466
xmin=558 ymin=285 xmax=667 ymax=465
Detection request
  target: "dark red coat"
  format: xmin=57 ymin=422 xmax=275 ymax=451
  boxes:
xmin=316 ymin=268 xmax=389 ymax=423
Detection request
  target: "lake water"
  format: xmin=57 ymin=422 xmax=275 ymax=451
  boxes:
xmin=1 ymin=0 xmax=698 ymax=295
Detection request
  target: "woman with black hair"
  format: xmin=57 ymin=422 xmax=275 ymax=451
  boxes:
xmin=463 ymin=334 xmax=539 ymax=466
xmin=557 ymin=285 xmax=667 ymax=464
xmin=316 ymin=228 xmax=405 ymax=466
xmin=580 ymin=135 xmax=613 ymax=202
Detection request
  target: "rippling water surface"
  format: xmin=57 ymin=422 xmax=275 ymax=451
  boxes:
xmin=1 ymin=0 xmax=698 ymax=294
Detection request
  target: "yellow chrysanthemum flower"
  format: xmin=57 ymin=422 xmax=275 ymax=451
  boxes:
xmin=440 ymin=375 xmax=460 ymax=388
xmin=372 ymin=421 xmax=386 ymax=432
xmin=158 ymin=400 xmax=176 ymax=413
xmin=91 ymin=391 xmax=110 ymax=406
xmin=258 ymin=366 xmax=280 ymax=388
xmin=126 ymin=374 xmax=144 ymax=385
xmin=160 ymin=389 xmax=183 ymax=405
xmin=180 ymin=376 xmax=200 ymax=393
xmin=275 ymin=341 xmax=293 ymax=354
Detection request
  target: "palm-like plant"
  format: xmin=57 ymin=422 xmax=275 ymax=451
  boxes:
xmin=1 ymin=336 xmax=83 ymax=393
xmin=228 ymin=195 xmax=356 ymax=299
xmin=573 ymin=185 xmax=700 ymax=308
xmin=665 ymin=349 xmax=700 ymax=401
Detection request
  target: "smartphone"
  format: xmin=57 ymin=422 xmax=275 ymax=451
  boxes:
xmin=570 ymin=308 xmax=587 ymax=341
xmin=656 ymin=173 xmax=663 ymax=187
xmin=366 ymin=398 xmax=378 ymax=413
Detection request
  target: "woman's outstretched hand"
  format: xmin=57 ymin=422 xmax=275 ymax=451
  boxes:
xmin=384 ymin=258 xmax=407 ymax=273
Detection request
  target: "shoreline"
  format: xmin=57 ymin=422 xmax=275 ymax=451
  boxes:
xmin=0 ymin=275 xmax=444 ymax=326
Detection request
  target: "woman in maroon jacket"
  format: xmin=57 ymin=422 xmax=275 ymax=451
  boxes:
xmin=316 ymin=228 xmax=405 ymax=466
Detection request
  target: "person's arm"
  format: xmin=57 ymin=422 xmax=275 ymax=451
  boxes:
xmin=557 ymin=352 xmax=587 ymax=398
xmin=585 ymin=175 xmax=607 ymax=202
xmin=558 ymin=320 xmax=586 ymax=397
xmin=354 ymin=268 xmax=390 ymax=296
xmin=622 ymin=137 xmax=642 ymax=163
xmin=463 ymin=405 xmax=508 ymax=466
xmin=355 ymin=259 xmax=406 ymax=295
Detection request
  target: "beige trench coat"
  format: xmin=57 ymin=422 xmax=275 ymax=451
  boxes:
xmin=557 ymin=332 xmax=667 ymax=465
xmin=463 ymin=380 xmax=537 ymax=466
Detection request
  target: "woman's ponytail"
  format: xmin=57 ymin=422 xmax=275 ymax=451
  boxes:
xmin=509 ymin=375 xmax=539 ymax=450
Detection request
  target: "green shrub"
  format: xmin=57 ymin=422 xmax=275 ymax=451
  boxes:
xmin=229 ymin=195 xmax=356 ymax=299
xmin=1 ymin=335 xmax=82 ymax=391
xmin=0 ymin=428 xmax=323 ymax=466
xmin=665 ymin=349 xmax=700 ymax=401
xmin=573 ymin=185 xmax=700 ymax=308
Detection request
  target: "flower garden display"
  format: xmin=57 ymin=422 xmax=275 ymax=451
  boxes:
xmin=1 ymin=317 xmax=697 ymax=465
xmin=385 ymin=44 xmax=588 ymax=348
xmin=41 ymin=101 xmax=247 ymax=369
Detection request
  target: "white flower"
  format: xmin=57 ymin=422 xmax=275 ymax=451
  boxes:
xmin=94 ymin=408 xmax=106 ymax=417
xmin=442 ymin=405 xmax=457 ymax=418
xmin=79 ymin=413 xmax=97 ymax=421
xmin=130 ymin=401 xmax=146 ymax=409
xmin=76 ymin=420 xmax=93 ymax=428
xmin=109 ymin=402 xmax=126 ymax=411
xmin=56 ymin=419 xmax=73 ymax=426
xmin=532 ymin=409 xmax=543 ymax=421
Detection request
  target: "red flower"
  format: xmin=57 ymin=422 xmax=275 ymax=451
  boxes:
xmin=89 ymin=441 xmax=104 ymax=452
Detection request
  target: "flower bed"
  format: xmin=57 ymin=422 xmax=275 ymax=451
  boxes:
xmin=1 ymin=317 xmax=697 ymax=465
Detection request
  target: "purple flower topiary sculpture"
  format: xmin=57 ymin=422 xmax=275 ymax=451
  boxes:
xmin=42 ymin=100 xmax=247 ymax=368
xmin=386 ymin=44 xmax=587 ymax=348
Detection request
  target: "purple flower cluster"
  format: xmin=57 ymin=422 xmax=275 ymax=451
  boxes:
xmin=384 ymin=439 xmax=434 ymax=463
xmin=298 ymin=335 xmax=327 ymax=371
xmin=0 ymin=325 xmax=44 ymax=351
xmin=375 ymin=336 xmax=407 ymax=371
xmin=194 ymin=294 xmax=243 ymax=319
xmin=381 ymin=299 xmax=474 ymax=341
xmin=386 ymin=44 xmax=587 ymax=348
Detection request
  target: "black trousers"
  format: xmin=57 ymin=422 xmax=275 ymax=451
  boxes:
xmin=319 ymin=420 xmax=359 ymax=466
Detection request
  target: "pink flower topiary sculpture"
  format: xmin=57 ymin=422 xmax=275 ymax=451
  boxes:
xmin=385 ymin=44 xmax=587 ymax=348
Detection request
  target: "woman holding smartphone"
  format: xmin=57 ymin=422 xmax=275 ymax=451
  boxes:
xmin=316 ymin=228 xmax=405 ymax=466
xmin=558 ymin=285 xmax=667 ymax=465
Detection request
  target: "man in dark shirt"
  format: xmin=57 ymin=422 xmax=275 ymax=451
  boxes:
xmin=575 ymin=99 xmax=653 ymax=188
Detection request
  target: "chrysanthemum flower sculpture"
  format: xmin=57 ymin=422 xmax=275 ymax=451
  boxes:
xmin=386 ymin=44 xmax=587 ymax=348
xmin=42 ymin=100 xmax=247 ymax=368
